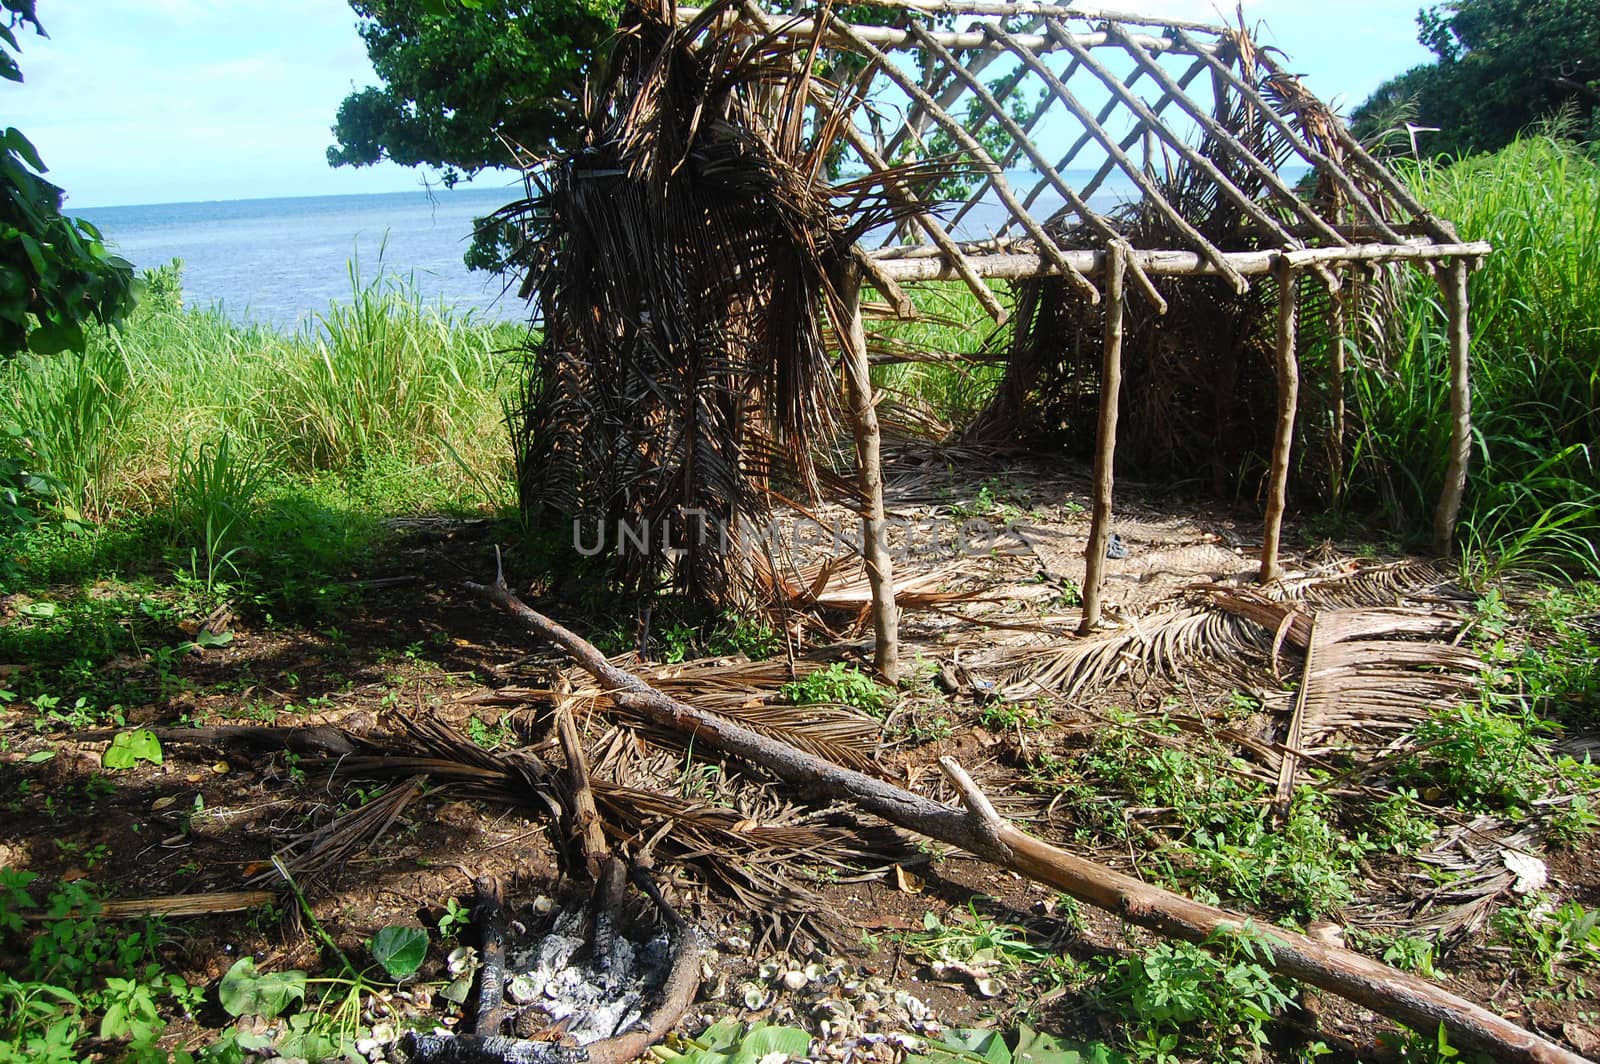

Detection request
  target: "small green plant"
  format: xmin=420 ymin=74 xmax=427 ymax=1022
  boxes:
xmin=781 ymin=662 xmax=892 ymax=715
xmin=0 ymin=878 xmax=200 ymax=1062
xmin=169 ymin=431 xmax=267 ymax=592
xmin=709 ymin=614 xmax=780 ymax=658
xmin=1397 ymin=701 xmax=1552 ymax=813
xmin=1381 ymin=935 xmax=1440 ymax=979
xmin=1491 ymin=897 xmax=1600 ymax=985
xmin=910 ymin=902 xmax=1054 ymax=972
xmin=437 ymin=896 xmax=470 ymax=939
xmin=466 ymin=715 xmax=516 ymax=751
xmin=1096 ymin=929 xmax=1296 ymax=1064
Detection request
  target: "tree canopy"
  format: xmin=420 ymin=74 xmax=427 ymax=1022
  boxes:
xmin=1 ymin=0 xmax=136 ymax=357
xmin=1351 ymin=0 xmax=1600 ymax=157
xmin=327 ymin=0 xmax=619 ymax=188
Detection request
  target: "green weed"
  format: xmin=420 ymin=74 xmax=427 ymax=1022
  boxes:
xmin=781 ymin=661 xmax=893 ymax=715
xmin=0 ymin=875 xmax=203 ymax=1062
xmin=1095 ymin=928 xmax=1296 ymax=1064
xmin=169 ymin=431 xmax=267 ymax=591
xmin=1491 ymin=897 xmax=1600 ymax=985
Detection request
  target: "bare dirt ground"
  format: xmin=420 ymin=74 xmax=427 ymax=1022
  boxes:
xmin=2 ymin=455 xmax=1596 ymax=1063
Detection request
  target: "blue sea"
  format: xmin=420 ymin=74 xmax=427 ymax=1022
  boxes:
xmin=73 ymin=186 xmax=530 ymax=333
xmin=70 ymin=172 xmax=1164 ymax=332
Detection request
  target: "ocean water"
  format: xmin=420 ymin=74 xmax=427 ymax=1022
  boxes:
xmin=73 ymin=186 xmax=530 ymax=333
xmin=68 ymin=168 xmax=1188 ymax=332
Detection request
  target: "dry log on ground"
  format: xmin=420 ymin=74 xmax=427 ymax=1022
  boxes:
xmin=465 ymin=573 xmax=1587 ymax=1064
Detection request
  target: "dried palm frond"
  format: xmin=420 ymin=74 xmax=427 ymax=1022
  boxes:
xmin=1266 ymin=605 xmax=1481 ymax=811
xmin=988 ymin=604 xmax=1272 ymax=702
xmin=1273 ymin=559 xmax=1470 ymax=609
xmin=272 ymin=710 xmax=903 ymax=944
xmin=1352 ymin=815 xmax=1540 ymax=943
xmin=503 ymin=0 xmax=942 ymax=608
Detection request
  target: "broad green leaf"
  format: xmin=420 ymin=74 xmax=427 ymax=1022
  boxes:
xmin=24 ymin=749 xmax=54 ymax=763
xmin=729 ymin=1024 xmax=811 ymax=1064
xmin=218 ymin=957 xmax=306 ymax=1019
xmin=1013 ymin=1025 xmax=1128 ymax=1064
xmin=907 ymin=1029 xmax=1011 ymax=1064
xmin=102 ymin=728 xmax=163 ymax=770
xmin=4 ymin=128 xmax=45 ymax=173
xmin=194 ymin=629 xmax=233 ymax=648
xmin=370 ymin=924 xmax=429 ymax=980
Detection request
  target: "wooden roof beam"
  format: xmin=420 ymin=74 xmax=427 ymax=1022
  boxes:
xmin=1057 ymin=24 xmax=1316 ymax=253
xmin=827 ymin=13 xmax=1103 ymax=303
xmin=1017 ymin=54 xmax=1203 ymax=222
xmin=1103 ymin=22 xmax=1355 ymax=250
xmin=881 ymin=16 xmax=1042 ymax=165
xmin=841 ymin=121 xmax=1011 ymax=322
xmin=911 ymin=22 xmax=1166 ymax=312
xmin=1004 ymin=22 xmax=1246 ymax=292
xmin=868 ymin=239 xmax=1493 ymax=282
xmin=1171 ymin=27 xmax=1408 ymax=244
xmin=1248 ymin=45 xmax=1459 ymax=245
xmin=841 ymin=0 xmax=1229 ymax=34
xmin=944 ymin=56 xmax=1076 ymax=233
xmin=675 ymin=6 xmax=1193 ymax=53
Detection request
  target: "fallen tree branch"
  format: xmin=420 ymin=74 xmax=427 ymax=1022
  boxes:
xmin=465 ymin=573 xmax=1586 ymax=1064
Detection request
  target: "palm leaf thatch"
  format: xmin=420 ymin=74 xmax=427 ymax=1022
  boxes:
xmin=965 ymin=26 xmax=1398 ymax=503
xmin=502 ymin=0 xmax=932 ymax=608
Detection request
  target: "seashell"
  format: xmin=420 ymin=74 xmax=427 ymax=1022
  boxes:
xmin=442 ymin=975 xmax=472 ymax=1005
xmin=506 ymin=974 xmax=541 ymax=1005
xmin=370 ymin=1023 xmax=395 ymax=1044
xmin=782 ymin=969 xmax=809 ymax=991
xmin=803 ymin=961 xmax=827 ymax=982
xmin=973 ymin=977 xmax=1003 ymax=998
xmin=446 ymin=946 xmax=478 ymax=977
xmin=724 ymin=934 xmax=751 ymax=951
xmin=531 ymin=895 xmax=555 ymax=915
xmin=893 ymin=991 xmax=931 ymax=1021
xmin=741 ymin=981 xmax=770 ymax=1010
xmin=758 ymin=959 xmax=783 ymax=982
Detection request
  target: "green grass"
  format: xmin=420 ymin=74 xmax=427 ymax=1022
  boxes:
xmin=1350 ymin=137 xmax=1600 ymax=575
xmin=0 ymin=259 xmax=523 ymax=594
xmin=869 ymin=280 xmax=1007 ymax=430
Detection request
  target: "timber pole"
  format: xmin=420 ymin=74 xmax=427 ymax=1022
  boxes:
xmin=839 ymin=266 xmax=900 ymax=682
xmin=1080 ymin=242 xmax=1128 ymax=634
xmin=1433 ymin=259 xmax=1473 ymax=556
xmin=1261 ymin=258 xmax=1300 ymax=584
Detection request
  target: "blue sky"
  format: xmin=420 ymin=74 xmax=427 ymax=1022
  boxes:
xmin=6 ymin=1 xmax=1433 ymax=209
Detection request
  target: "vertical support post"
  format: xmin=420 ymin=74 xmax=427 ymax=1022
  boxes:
xmin=839 ymin=267 xmax=900 ymax=683
xmin=1080 ymin=243 xmax=1128 ymax=635
xmin=1328 ymin=273 xmax=1348 ymax=505
xmin=1433 ymin=259 xmax=1473 ymax=556
xmin=1261 ymin=258 xmax=1300 ymax=584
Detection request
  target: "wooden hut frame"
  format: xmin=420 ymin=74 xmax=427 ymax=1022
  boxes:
xmin=674 ymin=0 xmax=1487 ymax=667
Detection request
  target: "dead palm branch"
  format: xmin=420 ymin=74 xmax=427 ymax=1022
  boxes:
xmin=500 ymin=0 xmax=940 ymax=609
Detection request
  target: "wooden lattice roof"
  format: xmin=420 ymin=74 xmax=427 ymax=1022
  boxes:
xmin=675 ymin=0 xmax=1489 ymax=320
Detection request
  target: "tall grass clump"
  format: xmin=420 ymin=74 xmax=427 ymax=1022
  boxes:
xmin=1 ymin=257 xmax=522 ymax=568
xmin=169 ymin=432 xmax=268 ymax=591
xmin=1351 ymin=137 xmax=1600 ymax=576
xmin=3 ymin=341 xmax=134 ymax=522
xmin=264 ymin=261 xmax=507 ymax=472
xmin=869 ymin=280 xmax=1007 ymax=432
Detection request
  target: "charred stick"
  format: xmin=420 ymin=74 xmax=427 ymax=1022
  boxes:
xmin=473 ymin=876 xmax=510 ymax=1038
